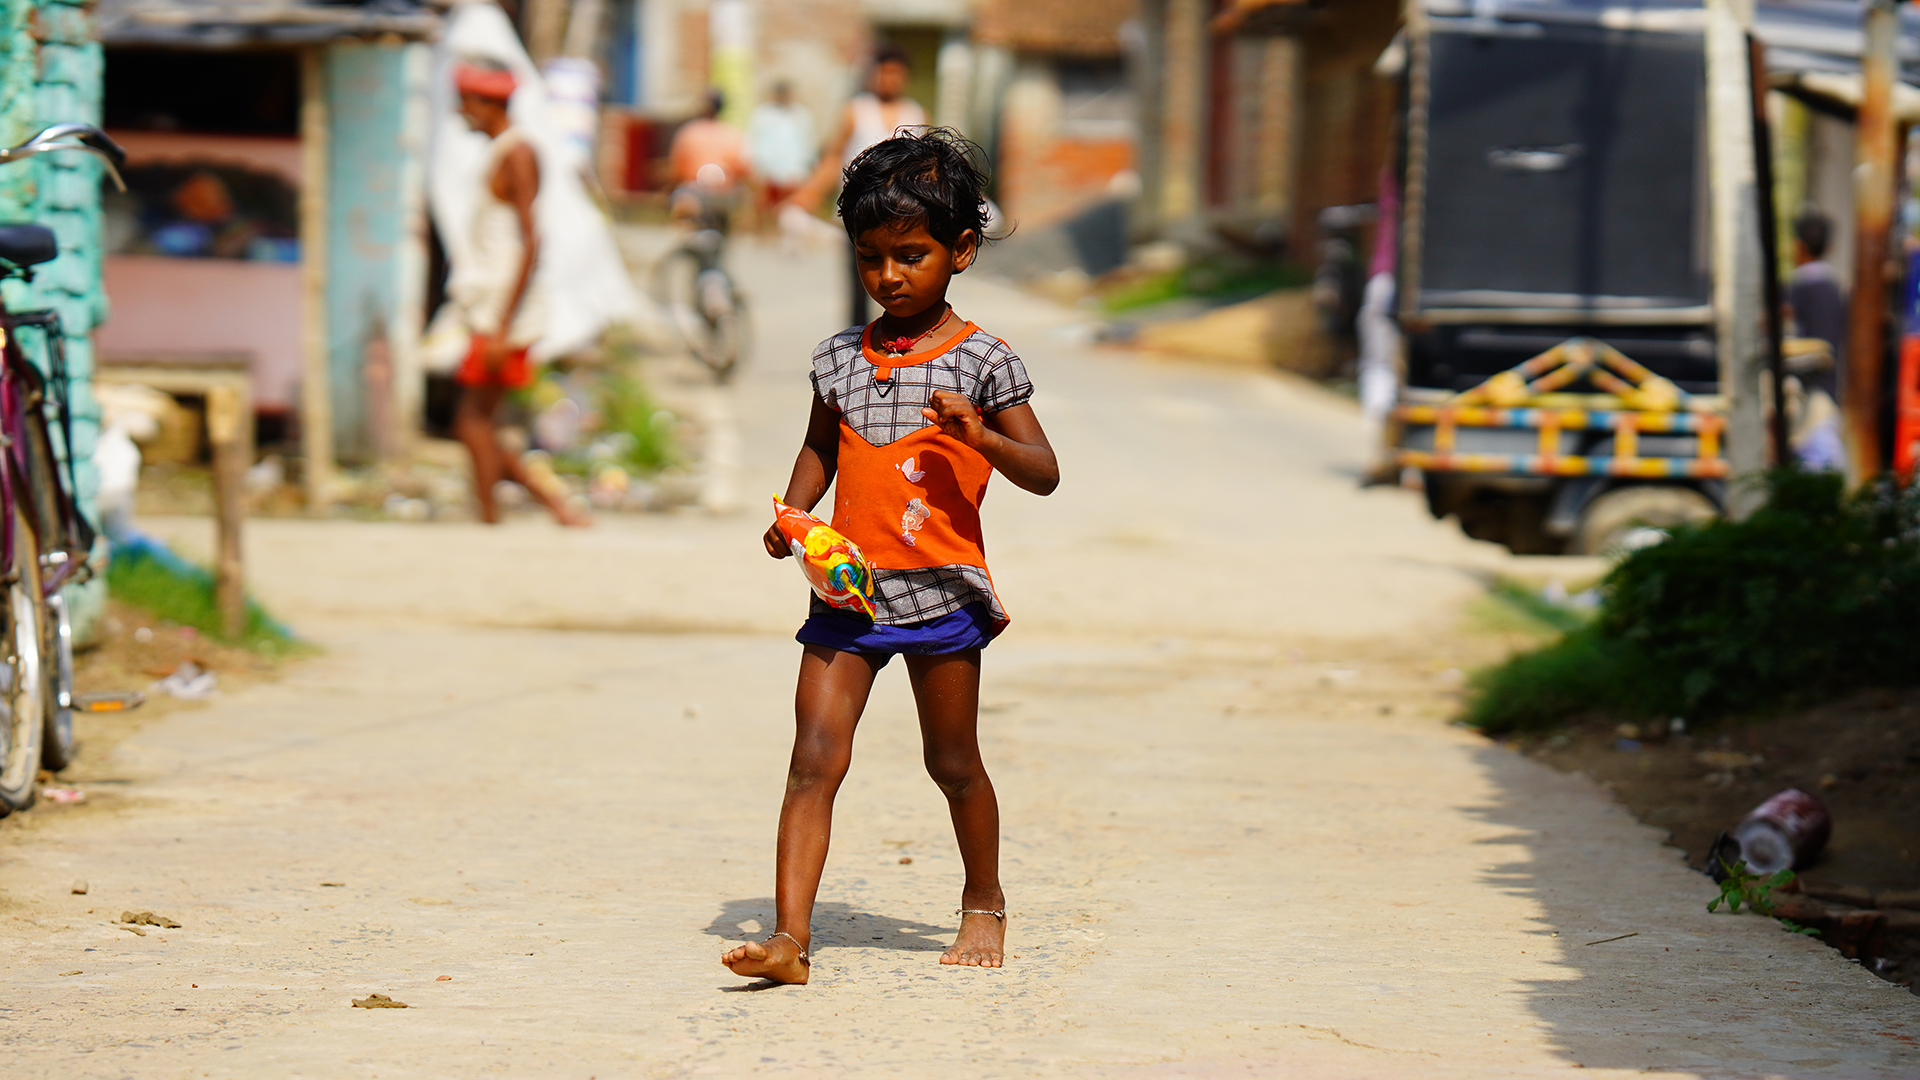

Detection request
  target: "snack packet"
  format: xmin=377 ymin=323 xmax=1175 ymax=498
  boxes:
xmin=772 ymin=497 xmax=876 ymax=618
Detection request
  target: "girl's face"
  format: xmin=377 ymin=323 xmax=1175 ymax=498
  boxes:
xmin=854 ymin=221 xmax=977 ymax=320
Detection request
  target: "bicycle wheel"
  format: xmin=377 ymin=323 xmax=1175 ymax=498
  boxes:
xmin=20 ymin=402 xmax=76 ymax=772
xmin=0 ymin=506 xmax=46 ymax=813
xmin=705 ymin=284 xmax=748 ymax=383
xmin=655 ymin=249 xmax=716 ymax=362
xmin=40 ymin=591 xmax=73 ymax=772
xmin=654 ymin=248 xmax=746 ymax=380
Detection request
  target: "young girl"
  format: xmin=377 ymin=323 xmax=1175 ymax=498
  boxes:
xmin=721 ymin=130 xmax=1058 ymax=985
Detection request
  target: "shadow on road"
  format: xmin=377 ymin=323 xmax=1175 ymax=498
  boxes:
xmin=1467 ymin=743 xmax=1919 ymax=1079
xmin=704 ymin=896 xmax=952 ymax=955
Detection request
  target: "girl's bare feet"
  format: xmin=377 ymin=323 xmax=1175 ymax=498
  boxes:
xmin=721 ymin=933 xmax=810 ymax=984
xmin=941 ymin=908 xmax=1005 ymax=968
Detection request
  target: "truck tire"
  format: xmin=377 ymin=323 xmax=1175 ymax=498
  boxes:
xmin=1570 ymin=485 xmax=1717 ymax=557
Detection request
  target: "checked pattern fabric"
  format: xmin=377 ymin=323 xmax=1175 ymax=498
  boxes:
xmin=807 ymin=324 xmax=1035 ymax=626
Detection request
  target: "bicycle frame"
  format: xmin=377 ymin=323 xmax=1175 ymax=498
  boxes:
xmin=0 ymin=308 xmax=95 ymax=594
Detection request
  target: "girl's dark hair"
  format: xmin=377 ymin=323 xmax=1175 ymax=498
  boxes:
xmin=838 ymin=128 xmax=991 ymax=251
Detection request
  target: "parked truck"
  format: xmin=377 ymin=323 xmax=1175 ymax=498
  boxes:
xmin=1386 ymin=0 xmax=1912 ymax=554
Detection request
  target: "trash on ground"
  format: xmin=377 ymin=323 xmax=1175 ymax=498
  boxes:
xmin=435 ymin=975 xmax=452 ymax=981
xmin=119 ymin=911 xmax=181 ymax=928
xmin=151 ymin=662 xmax=217 ymax=700
xmin=40 ymin=787 xmax=85 ymax=804
xmin=70 ymin=879 xmax=87 ymax=895
xmin=76 ymin=691 xmax=145 ymax=713
xmin=352 ymin=993 xmax=408 ymax=1008
xmin=1713 ymin=788 xmax=1832 ymax=877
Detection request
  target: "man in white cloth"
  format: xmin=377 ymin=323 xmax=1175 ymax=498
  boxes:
xmin=783 ymin=45 xmax=926 ymax=327
xmin=449 ymin=59 xmax=585 ymax=526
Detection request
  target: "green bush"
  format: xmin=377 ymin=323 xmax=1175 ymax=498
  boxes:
xmin=1464 ymin=470 xmax=1920 ymax=734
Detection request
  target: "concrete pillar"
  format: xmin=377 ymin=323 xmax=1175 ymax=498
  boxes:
xmin=1159 ymin=0 xmax=1207 ymax=227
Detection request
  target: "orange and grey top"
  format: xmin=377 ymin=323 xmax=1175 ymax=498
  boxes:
xmin=809 ymin=320 xmax=1035 ymax=627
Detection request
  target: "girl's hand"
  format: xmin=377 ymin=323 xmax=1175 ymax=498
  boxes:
xmin=922 ymin=390 xmax=988 ymax=448
xmin=763 ymin=522 xmax=791 ymax=559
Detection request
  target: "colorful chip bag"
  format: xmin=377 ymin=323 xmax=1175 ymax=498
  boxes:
xmin=772 ymin=496 xmax=876 ymax=618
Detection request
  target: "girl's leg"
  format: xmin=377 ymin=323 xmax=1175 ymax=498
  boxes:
xmin=722 ymin=644 xmax=884 ymax=983
xmin=904 ymin=650 xmax=1006 ymax=968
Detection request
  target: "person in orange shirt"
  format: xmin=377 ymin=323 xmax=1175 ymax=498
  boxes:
xmin=721 ymin=130 xmax=1058 ymax=986
xmin=666 ymin=90 xmax=750 ymax=189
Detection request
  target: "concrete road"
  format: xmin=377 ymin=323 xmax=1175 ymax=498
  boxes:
xmin=2 ymin=239 xmax=1915 ymax=1078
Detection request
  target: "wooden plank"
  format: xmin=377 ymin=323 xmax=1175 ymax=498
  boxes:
xmin=300 ymin=47 xmax=333 ymax=512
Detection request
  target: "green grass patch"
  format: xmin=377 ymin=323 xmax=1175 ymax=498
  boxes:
xmin=107 ymin=546 xmax=300 ymax=655
xmin=1469 ymin=578 xmax=1597 ymax=637
xmin=1100 ymin=259 xmax=1312 ymax=313
xmin=1464 ymin=470 xmax=1920 ymax=734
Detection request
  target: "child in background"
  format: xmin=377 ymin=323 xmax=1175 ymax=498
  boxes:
xmin=721 ymin=130 xmax=1058 ymax=985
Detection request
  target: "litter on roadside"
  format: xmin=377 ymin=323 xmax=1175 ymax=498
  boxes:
xmin=119 ymin=911 xmax=181 ymax=928
xmin=1709 ymin=788 xmax=1832 ymax=878
xmin=40 ymin=787 xmax=84 ymax=803
xmin=151 ymin=661 xmax=217 ymax=700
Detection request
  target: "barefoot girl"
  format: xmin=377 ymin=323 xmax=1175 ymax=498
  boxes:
xmin=722 ymin=130 xmax=1057 ymax=985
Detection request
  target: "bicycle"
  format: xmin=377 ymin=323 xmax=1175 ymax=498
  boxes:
xmin=653 ymin=170 xmax=749 ymax=382
xmin=0 ymin=123 xmax=141 ymax=813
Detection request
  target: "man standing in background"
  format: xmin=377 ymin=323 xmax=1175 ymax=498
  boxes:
xmin=784 ymin=46 xmax=926 ymax=329
xmin=1786 ymin=207 xmax=1846 ymax=471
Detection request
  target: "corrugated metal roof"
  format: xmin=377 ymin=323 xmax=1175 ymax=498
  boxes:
xmin=99 ymin=0 xmax=439 ymax=47
xmin=974 ymin=0 xmax=1141 ymax=57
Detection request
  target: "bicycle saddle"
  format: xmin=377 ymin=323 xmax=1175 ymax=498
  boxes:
xmin=0 ymin=223 xmax=57 ymax=268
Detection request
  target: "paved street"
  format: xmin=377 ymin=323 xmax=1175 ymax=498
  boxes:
xmin=2 ymin=239 xmax=1916 ymax=1077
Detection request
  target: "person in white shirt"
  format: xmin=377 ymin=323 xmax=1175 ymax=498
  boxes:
xmin=748 ymin=80 xmax=818 ymax=210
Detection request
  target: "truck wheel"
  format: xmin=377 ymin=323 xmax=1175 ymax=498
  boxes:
xmin=1570 ymin=485 xmax=1717 ymax=556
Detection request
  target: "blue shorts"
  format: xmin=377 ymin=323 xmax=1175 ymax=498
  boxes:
xmin=796 ymin=602 xmax=998 ymax=664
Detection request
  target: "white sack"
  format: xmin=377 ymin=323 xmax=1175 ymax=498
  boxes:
xmin=425 ymin=0 xmax=658 ymax=364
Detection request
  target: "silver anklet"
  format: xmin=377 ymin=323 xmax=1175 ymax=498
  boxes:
xmin=956 ymin=908 xmax=1005 ymax=921
xmin=767 ymin=930 xmax=809 ymax=964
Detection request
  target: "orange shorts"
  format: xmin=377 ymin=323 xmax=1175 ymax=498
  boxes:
xmin=457 ymin=335 xmax=534 ymax=389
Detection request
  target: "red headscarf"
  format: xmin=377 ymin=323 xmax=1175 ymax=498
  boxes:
xmin=454 ymin=62 xmax=517 ymax=102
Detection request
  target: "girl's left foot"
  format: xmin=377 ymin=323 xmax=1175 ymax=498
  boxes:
xmin=942 ymin=907 xmax=1006 ymax=968
xmin=721 ymin=932 xmax=810 ymax=984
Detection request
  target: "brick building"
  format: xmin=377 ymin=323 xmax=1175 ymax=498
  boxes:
xmin=974 ymin=0 xmax=1140 ymax=231
xmin=1136 ymin=0 xmax=1400 ymax=263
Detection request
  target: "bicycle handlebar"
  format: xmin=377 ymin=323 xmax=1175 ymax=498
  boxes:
xmin=0 ymin=124 xmax=127 ymax=192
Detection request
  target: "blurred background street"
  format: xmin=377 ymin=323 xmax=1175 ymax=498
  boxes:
xmin=0 ymin=0 xmax=1917 ymax=1075
xmin=0 ymin=234 xmax=1911 ymax=1077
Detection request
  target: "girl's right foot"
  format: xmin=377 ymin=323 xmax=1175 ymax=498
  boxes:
xmin=721 ymin=933 xmax=810 ymax=984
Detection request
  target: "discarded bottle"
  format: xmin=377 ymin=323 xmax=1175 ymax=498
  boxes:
xmin=1729 ymin=788 xmax=1832 ymax=875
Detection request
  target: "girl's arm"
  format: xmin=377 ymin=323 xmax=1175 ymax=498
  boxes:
xmin=763 ymin=394 xmax=842 ymax=558
xmin=923 ymin=393 xmax=1059 ymax=496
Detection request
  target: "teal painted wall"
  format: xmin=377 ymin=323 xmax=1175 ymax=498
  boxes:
xmin=325 ymin=41 xmax=419 ymax=462
xmin=0 ymin=0 xmax=105 ymax=636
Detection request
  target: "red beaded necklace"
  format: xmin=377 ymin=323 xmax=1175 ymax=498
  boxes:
xmin=876 ymin=306 xmax=953 ymax=356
